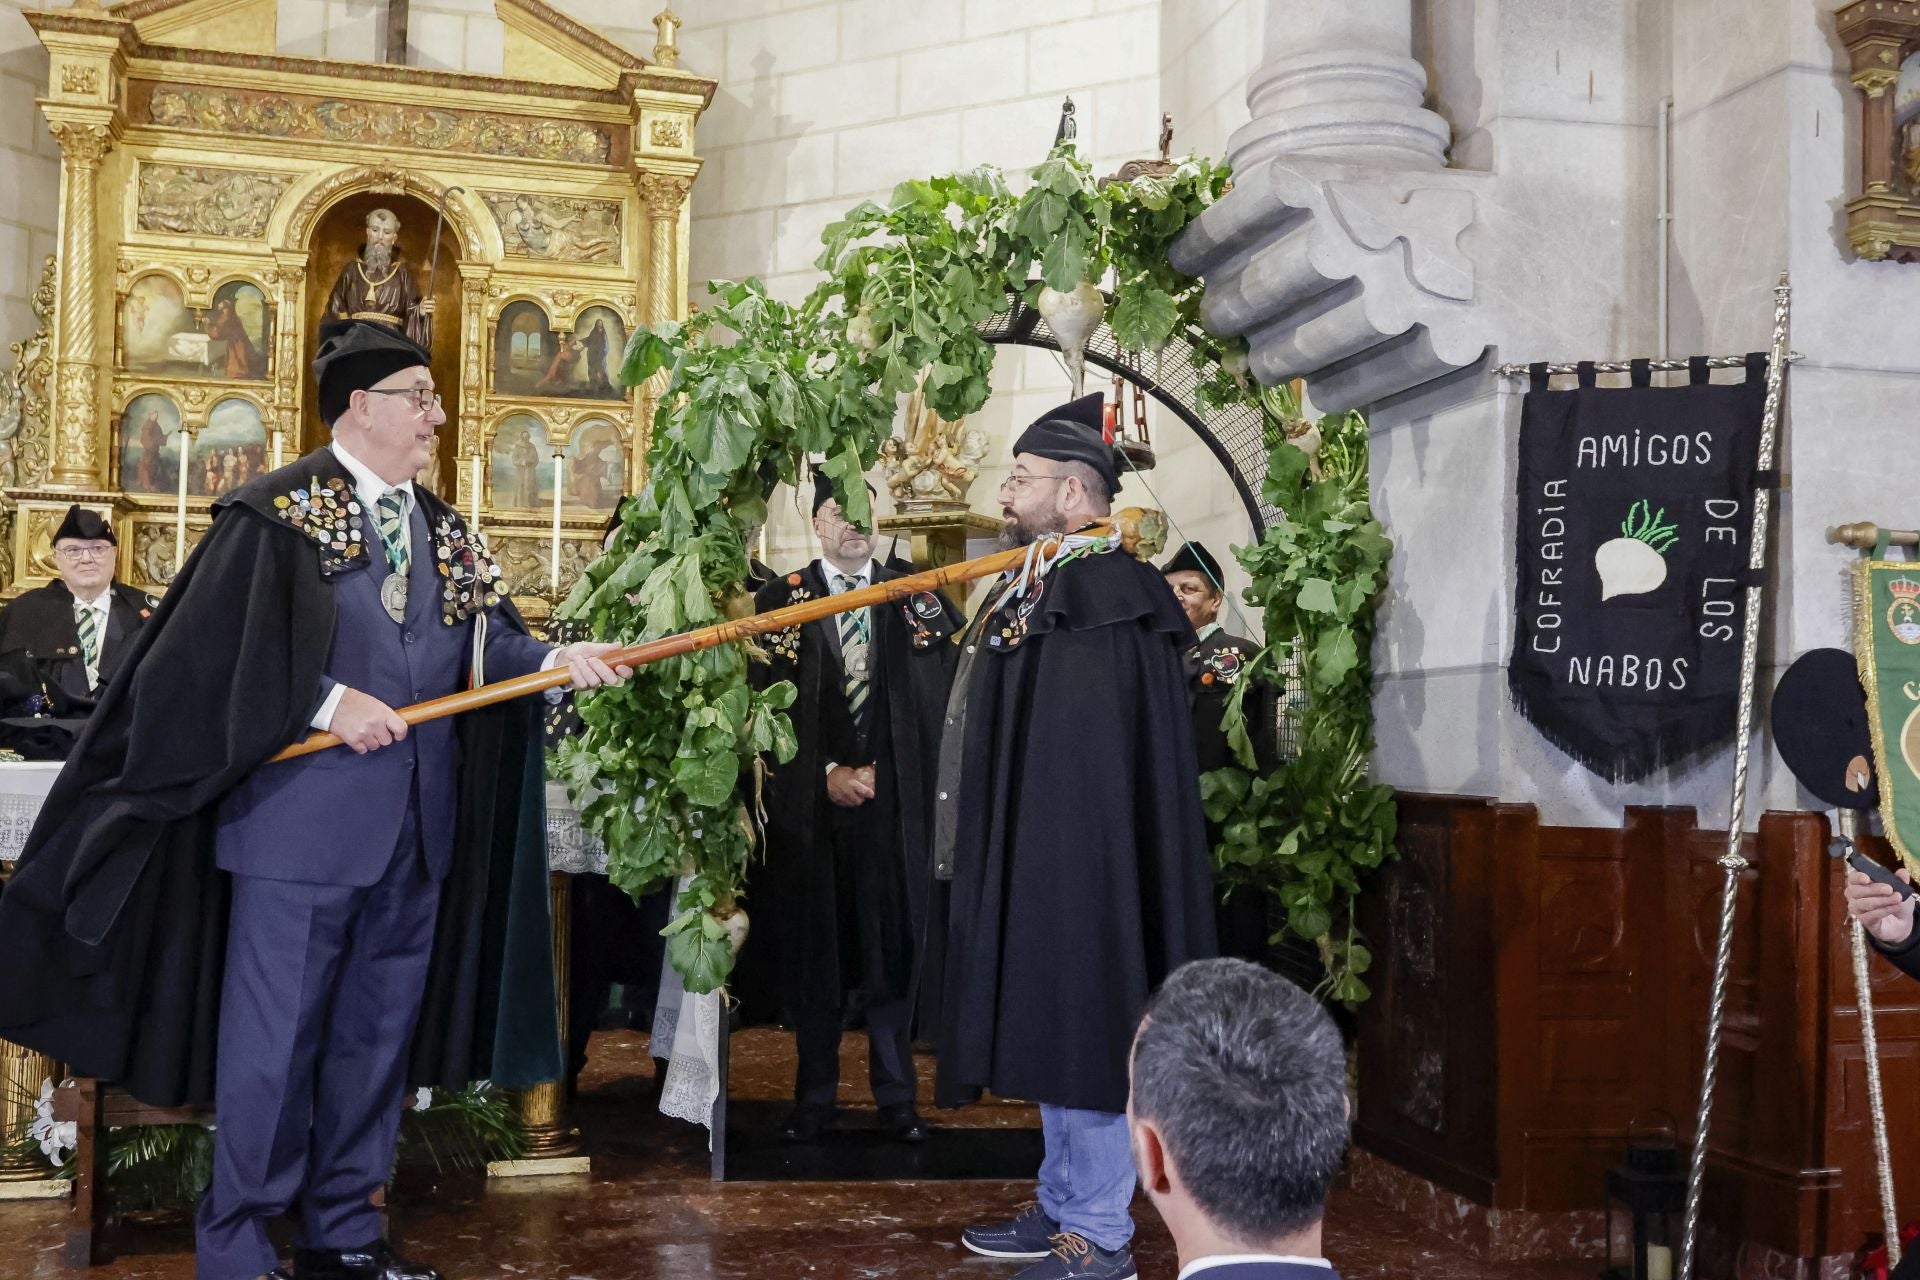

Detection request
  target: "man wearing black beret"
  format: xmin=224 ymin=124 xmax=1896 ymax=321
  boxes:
xmin=935 ymin=393 xmax=1217 ymax=1280
xmin=1161 ymin=540 xmax=1281 ymax=958
xmin=744 ymin=468 xmax=960 ymax=1144
xmin=0 ymin=320 xmax=630 ymax=1280
xmin=0 ymin=505 xmax=155 ymax=728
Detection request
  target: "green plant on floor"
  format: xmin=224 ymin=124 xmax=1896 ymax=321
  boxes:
xmin=1203 ymin=386 xmax=1397 ymax=1005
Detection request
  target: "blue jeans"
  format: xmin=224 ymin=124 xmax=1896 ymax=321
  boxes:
xmin=1037 ymin=1105 xmax=1135 ymax=1251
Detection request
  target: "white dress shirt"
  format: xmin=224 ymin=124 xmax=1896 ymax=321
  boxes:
xmin=1179 ymin=1256 xmax=1332 ymax=1278
xmin=313 ymin=441 xmax=558 ymax=732
xmin=72 ymin=588 xmax=112 ymax=690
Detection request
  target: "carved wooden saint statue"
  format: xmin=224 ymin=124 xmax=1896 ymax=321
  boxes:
xmin=324 ymin=207 xmax=435 ymax=346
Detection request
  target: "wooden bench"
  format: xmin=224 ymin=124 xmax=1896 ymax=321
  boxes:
xmin=52 ymin=1076 xmax=211 ymax=1267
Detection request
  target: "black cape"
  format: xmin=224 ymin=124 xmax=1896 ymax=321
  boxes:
xmin=935 ymin=548 xmax=1217 ymax=1114
xmin=0 ymin=447 xmax=561 ymax=1106
xmin=741 ymin=563 xmax=960 ymax=1026
xmin=1186 ymin=627 xmax=1277 ymax=775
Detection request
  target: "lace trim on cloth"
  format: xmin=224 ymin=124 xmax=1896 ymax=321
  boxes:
xmin=545 ymin=786 xmax=722 ymax=1141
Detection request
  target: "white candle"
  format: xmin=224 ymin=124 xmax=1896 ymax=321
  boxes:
xmin=271 ymin=428 xmax=283 ymax=472
xmin=174 ymin=427 xmax=192 ymax=580
xmin=469 ymin=453 xmax=482 ymax=529
xmin=549 ymin=451 xmax=565 ymax=596
xmin=1646 ymin=1244 xmax=1673 ymax=1280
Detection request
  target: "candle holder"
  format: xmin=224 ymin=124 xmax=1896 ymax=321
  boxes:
xmin=1602 ymin=1113 xmax=1685 ymax=1280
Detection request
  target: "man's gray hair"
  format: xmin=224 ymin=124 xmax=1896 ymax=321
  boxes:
xmin=1131 ymin=958 xmax=1350 ymax=1243
xmin=1059 ymin=459 xmax=1111 ymax=507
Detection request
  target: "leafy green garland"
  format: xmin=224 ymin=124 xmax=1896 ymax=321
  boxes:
xmin=1204 ymin=385 xmax=1397 ymax=1004
xmin=556 ymin=143 xmax=1393 ymax=997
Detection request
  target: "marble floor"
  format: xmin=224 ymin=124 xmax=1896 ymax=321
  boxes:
xmin=0 ymin=1029 xmax=1596 ymax=1280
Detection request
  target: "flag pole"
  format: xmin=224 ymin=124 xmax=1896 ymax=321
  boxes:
xmin=1678 ymin=272 xmax=1793 ymax=1280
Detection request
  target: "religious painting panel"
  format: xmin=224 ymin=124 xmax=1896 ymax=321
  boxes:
xmin=490 ymin=412 xmax=552 ymax=512
xmin=481 ymin=192 xmax=622 ymax=265
xmin=493 ymin=301 xmax=556 ymax=400
xmin=195 ymin=397 xmax=270 ymax=498
xmin=120 ymin=274 xmax=198 ymax=377
xmin=206 ymin=280 xmax=272 ymax=381
xmin=565 ymin=418 xmax=626 ymax=513
xmin=118 ymin=392 xmax=184 ymax=495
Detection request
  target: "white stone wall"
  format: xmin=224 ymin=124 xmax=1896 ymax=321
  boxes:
xmin=0 ymin=1 xmax=57 ymax=349
xmin=1159 ymin=0 xmax=1260 ymax=162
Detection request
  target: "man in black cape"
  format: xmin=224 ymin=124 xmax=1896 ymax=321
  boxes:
xmin=0 ymin=505 xmax=156 ymax=757
xmin=744 ymin=468 xmax=960 ymax=1143
xmin=936 ymin=394 xmax=1216 ymax=1280
xmin=1162 ymin=540 xmax=1280 ymax=959
xmin=0 ymin=320 xmax=629 ymax=1280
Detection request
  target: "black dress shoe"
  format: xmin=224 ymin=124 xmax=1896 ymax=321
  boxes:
xmin=780 ymin=1103 xmax=837 ymax=1143
xmin=879 ymin=1103 xmax=929 ymax=1144
xmin=294 ymin=1242 xmax=442 ymax=1280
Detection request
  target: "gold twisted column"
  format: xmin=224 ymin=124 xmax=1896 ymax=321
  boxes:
xmin=635 ymin=173 xmax=691 ymax=478
xmin=47 ymin=121 xmax=111 ymax=489
xmin=491 ymin=872 xmax=589 ymax=1177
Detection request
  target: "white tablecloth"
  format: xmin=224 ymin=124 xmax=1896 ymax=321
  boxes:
xmin=0 ymin=762 xmax=65 ymax=862
xmin=545 ymin=783 xmax=723 ymax=1143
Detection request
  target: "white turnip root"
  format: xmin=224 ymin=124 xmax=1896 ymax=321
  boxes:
xmin=1595 ymin=500 xmax=1679 ymax=601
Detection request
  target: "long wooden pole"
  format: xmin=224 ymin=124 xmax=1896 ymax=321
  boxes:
xmin=269 ymin=511 xmax=1153 ymax=763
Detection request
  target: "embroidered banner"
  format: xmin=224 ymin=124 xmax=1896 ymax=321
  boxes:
xmin=1855 ymin=551 xmax=1920 ymax=873
xmin=1508 ymin=356 xmax=1767 ymax=782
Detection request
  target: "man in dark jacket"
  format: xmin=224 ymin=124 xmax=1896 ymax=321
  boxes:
xmin=746 ymin=469 xmax=960 ymax=1143
xmin=939 ymin=395 xmax=1217 ymax=1280
xmin=0 ymin=320 xmax=630 ymax=1280
xmin=1130 ymin=959 xmax=1350 ymax=1280
xmin=0 ymin=505 xmax=155 ymax=722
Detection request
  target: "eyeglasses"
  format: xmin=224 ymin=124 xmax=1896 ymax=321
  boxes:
xmin=998 ymin=473 xmax=1067 ymax=493
xmin=365 ymin=387 xmax=443 ymax=414
xmin=55 ymin=545 xmax=112 ymax=562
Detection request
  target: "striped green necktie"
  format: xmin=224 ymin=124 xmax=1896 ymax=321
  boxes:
xmin=374 ymin=490 xmax=410 ymax=576
xmin=75 ymin=601 xmax=99 ymax=687
xmin=833 ymin=573 xmax=869 ymax=725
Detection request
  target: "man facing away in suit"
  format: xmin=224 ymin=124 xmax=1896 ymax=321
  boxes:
xmin=1128 ymin=958 xmax=1350 ymax=1280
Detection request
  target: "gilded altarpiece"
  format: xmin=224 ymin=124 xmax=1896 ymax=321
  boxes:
xmin=12 ymin=0 xmax=713 ymax=619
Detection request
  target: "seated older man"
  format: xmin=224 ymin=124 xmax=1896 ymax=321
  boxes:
xmin=1129 ymin=958 xmax=1351 ymax=1280
xmin=0 ymin=505 xmax=154 ymax=724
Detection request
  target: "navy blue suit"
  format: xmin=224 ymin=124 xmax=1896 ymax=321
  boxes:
xmin=196 ymin=497 xmax=548 ymax=1280
xmin=1183 ymin=1262 xmax=1341 ymax=1280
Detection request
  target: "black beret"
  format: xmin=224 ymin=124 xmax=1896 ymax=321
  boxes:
xmin=52 ymin=504 xmax=113 ymax=546
xmin=1011 ymin=393 xmax=1121 ymax=495
xmin=314 ymin=319 xmax=432 ymax=425
xmin=811 ymin=465 xmax=877 ymax=518
xmin=1771 ymin=648 xmax=1879 ymax=810
xmin=1162 ymin=541 xmax=1223 ymax=588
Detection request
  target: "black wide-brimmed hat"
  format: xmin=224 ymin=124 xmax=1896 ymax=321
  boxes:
xmin=1161 ymin=541 xmax=1223 ymax=587
xmin=1771 ymin=647 xmax=1879 ymax=810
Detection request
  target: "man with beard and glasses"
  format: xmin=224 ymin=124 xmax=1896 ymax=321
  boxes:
xmin=324 ymin=208 xmax=436 ymax=348
xmin=933 ymin=393 xmax=1217 ymax=1280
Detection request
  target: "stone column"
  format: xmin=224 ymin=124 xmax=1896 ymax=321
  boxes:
xmin=636 ymin=173 xmax=691 ymax=479
xmin=47 ymin=121 xmax=112 ymax=489
xmin=1229 ymin=0 xmax=1449 ymax=172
